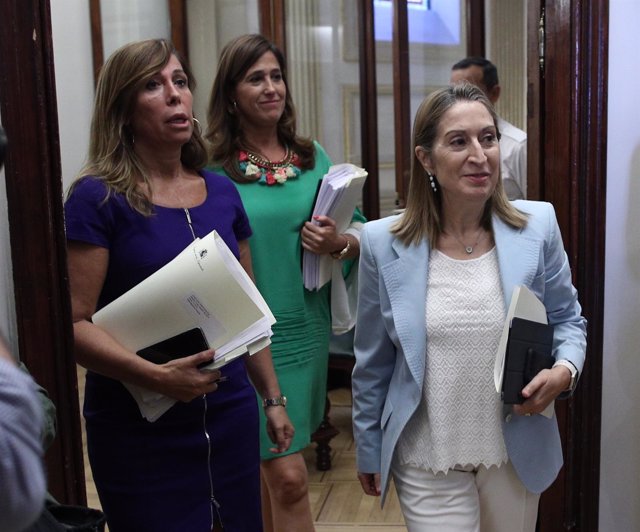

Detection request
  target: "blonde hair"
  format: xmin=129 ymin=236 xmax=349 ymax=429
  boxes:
xmin=392 ymin=83 xmax=528 ymax=246
xmin=205 ymin=34 xmax=315 ymax=182
xmin=73 ymin=39 xmax=207 ymax=215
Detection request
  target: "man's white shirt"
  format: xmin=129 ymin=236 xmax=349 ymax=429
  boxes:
xmin=498 ymin=116 xmax=527 ymax=199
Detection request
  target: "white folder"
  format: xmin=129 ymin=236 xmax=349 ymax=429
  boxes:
xmin=303 ymin=163 xmax=367 ymax=290
xmin=92 ymin=229 xmax=275 ymax=421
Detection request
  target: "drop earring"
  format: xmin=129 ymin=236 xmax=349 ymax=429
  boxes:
xmin=428 ymin=172 xmax=438 ymax=192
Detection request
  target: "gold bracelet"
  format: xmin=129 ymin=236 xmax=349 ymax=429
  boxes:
xmin=262 ymin=395 xmax=287 ymax=408
xmin=330 ymin=236 xmax=351 ymax=259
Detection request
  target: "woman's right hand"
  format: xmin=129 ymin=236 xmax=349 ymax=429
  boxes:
xmin=68 ymin=242 xmax=221 ymax=402
xmin=301 ymin=215 xmax=344 ymax=255
xmin=357 ymin=471 xmax=381 ymax=496
xmin=156 ymin=349 xmax=221 ymax=402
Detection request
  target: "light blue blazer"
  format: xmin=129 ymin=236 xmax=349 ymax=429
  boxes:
xmin=352 ymin=200 xmax=587 ymax=504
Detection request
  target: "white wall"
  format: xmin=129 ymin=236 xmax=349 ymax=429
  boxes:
xmin=50 ymin=0 xmax=95 ymax=190
xmin=599 ymin=1 xmax=640 ymax=531
xmin=0 ymin=116 xmax=18 ymax=356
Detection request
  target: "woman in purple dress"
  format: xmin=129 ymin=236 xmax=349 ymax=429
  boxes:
xmin=64 ymin=39 xmax=293 ymax=532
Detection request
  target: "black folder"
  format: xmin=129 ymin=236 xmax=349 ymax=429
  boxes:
xmin=502 ymin=317 xmax=554 ymax=404
xmin=136 ymin=327 xmax=209 ymax=366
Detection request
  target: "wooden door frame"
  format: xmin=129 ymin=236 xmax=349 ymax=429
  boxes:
xmin=357 ymin=0 xmax=381 ymax=220
xmin=0 ymin=0 xmax=85 ymax=504
xmin=531 ymin=1 xmax=607 ymax=530
xmin=258 ymin=0 xmax=287 ymax=55
xmin=466 ymin=0 xmax=486 ymax=57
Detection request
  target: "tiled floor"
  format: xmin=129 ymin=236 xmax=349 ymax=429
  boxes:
xmin=78 ymin=368 xmax=407 ymax=530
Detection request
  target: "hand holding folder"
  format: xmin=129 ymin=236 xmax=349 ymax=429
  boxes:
xmin=136 ymin=327 xmax=210 ymax=367
xmin=303 ymin=163 xmax=367 ymax=290
xmin=495 ymin=286 xmax=555 ymax=416
xmin=92 ymin=230 xmax=275 ymax=421
xmin=502 ymin=317 xmax=554 ymax=404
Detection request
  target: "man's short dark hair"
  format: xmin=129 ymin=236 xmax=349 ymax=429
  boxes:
xmin=451 ymin=57 xmax=499 ymax=90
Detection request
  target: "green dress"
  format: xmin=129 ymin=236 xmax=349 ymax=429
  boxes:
xmin=215 ymin=142 xmax=364 ymax=459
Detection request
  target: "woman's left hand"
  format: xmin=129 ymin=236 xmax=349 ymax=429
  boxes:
xmin=513 ymin=365 xmax=572 ymax=416
xmin=301 ymin=215 xmax=345 ymax=255
xmin=264 ymin=407 xmax=295 ymax=454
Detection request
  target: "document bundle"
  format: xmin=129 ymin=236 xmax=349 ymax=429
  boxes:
xmin=92 ymin=230 xmax=275 ymax=421
xmin=303 ymin=163 xmax=367 ymax=290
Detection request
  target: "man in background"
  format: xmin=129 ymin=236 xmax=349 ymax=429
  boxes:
xmin=451 ymin=57 xmax=527 ymax=200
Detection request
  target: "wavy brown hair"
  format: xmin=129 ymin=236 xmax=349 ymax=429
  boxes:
xmin=72 ymin=39 xmax=207 ymax=215
xmin=205 ymin=34 xmax=315 ymax=182
xmin=392 ymin=83 xmax=528 ymax=247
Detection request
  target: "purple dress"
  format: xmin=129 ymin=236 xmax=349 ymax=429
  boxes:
xmin=64 ymin=171 xmax=262 ymax=532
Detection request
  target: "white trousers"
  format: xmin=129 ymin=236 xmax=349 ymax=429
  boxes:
xmin=391 ymin=460 xmax=540 ymax=532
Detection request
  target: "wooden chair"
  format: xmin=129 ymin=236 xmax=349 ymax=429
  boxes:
xmin=311 ymin=330 xmax=355 ymax=471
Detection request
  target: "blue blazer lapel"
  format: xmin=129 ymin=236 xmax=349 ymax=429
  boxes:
xmin=379 ymin=238 xmax=429 ymax=385
xmin=493 ymin=215 xmax=542 ymax=305
xmin=372 ymin=217 xmax=541 ymax=388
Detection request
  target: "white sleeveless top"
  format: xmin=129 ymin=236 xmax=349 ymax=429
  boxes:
xmin=395 ymin=248 xmax=509 ymax=473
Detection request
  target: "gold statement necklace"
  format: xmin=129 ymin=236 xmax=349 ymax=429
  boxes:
xmin=238 ymin=146 xmax=302 ymax=185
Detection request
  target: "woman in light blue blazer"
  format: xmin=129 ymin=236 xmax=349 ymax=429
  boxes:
xmin=352 ymin=84 xmax=586 ymax=532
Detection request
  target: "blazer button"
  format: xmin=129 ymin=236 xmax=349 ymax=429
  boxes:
xmin=505 ymin=414 xmax=513 ymax=423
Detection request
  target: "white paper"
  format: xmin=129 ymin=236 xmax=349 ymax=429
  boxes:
xmin=303 ymin=163 xmax=367 ymax=290
xmin=92 ymin=230 xmax=275 ymax=421
xmin=494 ymin=285 xmax=554 ymax=418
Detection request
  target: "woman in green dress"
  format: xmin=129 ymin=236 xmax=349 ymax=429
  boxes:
xmin=205 ymin=34 xmax=365 ymax=532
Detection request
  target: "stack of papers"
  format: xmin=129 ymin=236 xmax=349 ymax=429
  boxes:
xmin=92 ymin=230 xmax=275 ymax=421
xmin=303 ymin=163 xmax=367 ymax=290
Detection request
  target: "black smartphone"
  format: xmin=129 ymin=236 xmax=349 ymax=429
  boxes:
xmin=136 ymin=327 xmax=209 ymax=366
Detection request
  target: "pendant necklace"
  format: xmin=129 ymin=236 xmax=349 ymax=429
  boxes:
xmin=448 ymin=227 xmax=487 ymax=255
